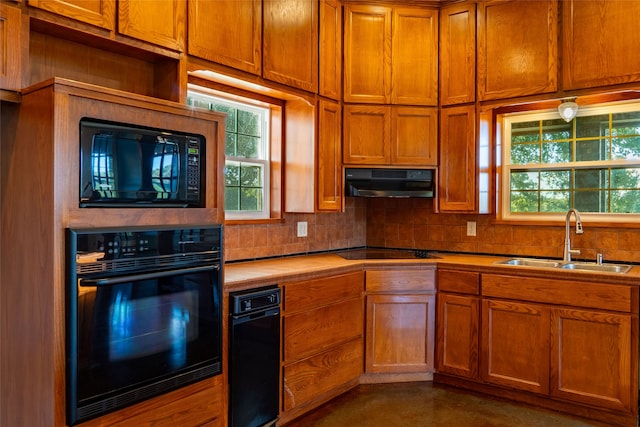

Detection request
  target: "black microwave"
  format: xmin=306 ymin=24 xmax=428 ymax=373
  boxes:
xmin=79 ymin=118 xmax=205 ymax=207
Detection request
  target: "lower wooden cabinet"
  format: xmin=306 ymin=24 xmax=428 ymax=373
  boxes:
xmin=481 ymin=299 xmax=550 ymax=394
xmin=281 ymin=271 xmax=365 ymax=421
xmin=550 ymin=307 xmax=634 ymax=412
xmin=364 ymin=267 xmax=436 ymax=380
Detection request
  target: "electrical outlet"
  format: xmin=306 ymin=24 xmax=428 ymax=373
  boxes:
xmin=297 ymin=221 xmax=308 ymax=237
xmin=466 ymin=221 xmax=477 ymax=237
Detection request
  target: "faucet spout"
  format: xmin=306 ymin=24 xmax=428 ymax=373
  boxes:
xmin=563 ymin=208 xmax=583 ymax=262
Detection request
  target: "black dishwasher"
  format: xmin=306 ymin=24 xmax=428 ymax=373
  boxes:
xmin=229 ymin=286 xmax=281 ymax=427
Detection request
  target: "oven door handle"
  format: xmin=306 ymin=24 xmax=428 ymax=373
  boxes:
xmin=79 ymin=264 xmax=220 ymax=287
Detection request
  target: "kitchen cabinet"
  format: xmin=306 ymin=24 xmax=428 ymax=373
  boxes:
xmin=317 ymin=99 xmax=342 ymax=211
xmin=344 ymin=4 xmax=438 ymax=105
xmin=438 ymin=105 xmax=476 ymax=212
xmin=187 ymin=0 xmax=262 ymax=75
xmin=0 ymin=3 xmax=22 ymax=92
xmin=439 ymin=2 xmax=476 ymax=105
xmin=343 ymin=105 xmax=437 ymax=166
xmin=481 ymin=273 xmax=637 ymax=416
xmin=263 ymin=0 xmax=318 ymax=92
xmin=563 ymin=0 xmax=640 ymax=90
xmin=364 ymin=268 xmax=436 ymax=380
xmin=550 ymin=308 xmax=633 ymax=412
xmin=436 ymin=269 xmax=479 ymax=380
xmin=281 ymin=271 xmax=364 ymax=422
xmin=118 ymin=0 xmax=185 ymax=51
xmin=28 ymin=0 xmax=116 ymax=30
xmin=481 ymin=299 xmax=550 ymax=394
xmin=477 ymin=0 xmax=557 ymax=101
xmin=319 ymin=0 xmax=342 ymax=100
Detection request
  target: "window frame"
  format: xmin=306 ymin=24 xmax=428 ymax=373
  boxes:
xmin=499 ymin=100 xmax=640 ymax=224
xmin=187 ymin=82 xmax=284 ymax=223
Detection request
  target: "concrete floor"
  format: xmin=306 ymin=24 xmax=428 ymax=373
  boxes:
xmin=282 ymin=382 xmax=616 ymax=427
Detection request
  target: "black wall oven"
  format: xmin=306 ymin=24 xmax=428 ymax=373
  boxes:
xmin=66 ymin=225 xmax=223 ymax=426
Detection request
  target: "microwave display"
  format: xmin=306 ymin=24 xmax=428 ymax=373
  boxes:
xmin=79 ymin=118 xmax=205 ymax=207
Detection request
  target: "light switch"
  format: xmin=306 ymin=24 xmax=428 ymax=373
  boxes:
xmin=466 ymin=221 xmax=477 ymax=237
xmin=297 ymin=221 xmax=308 ymax=237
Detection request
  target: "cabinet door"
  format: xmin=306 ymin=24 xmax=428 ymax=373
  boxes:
xmin=550 ymin=308 xmax=634 ymax=412
xmin=28 ymin=0 xmax=115 ymax=29
xmin=366 ymin=294 xmax=435 ymax=374
xmin=481 ymin=299 xmax=550 ymax=394
xmin=438 ymin=105 xmax=476 ymax=212
xmin=391 ymin=107 xmax=437 ymax=166
xmin=0 ymin=3 xmax=21 ymax=91
xmin=263 ymin=0 xmax=318 ymax=92
xmin=440 ymin=2 xmax=476 ymax=105
xmin=319 ymin=0 xmax=342 ymax=100
xmin=118 ymin=0 xmax=185 ymax=51
xmin=477 ymin=0 xmax=557 ymax=101
xmin=187 ymin=0 xmax=261 ymax=75
xmin=563 ymin=0 xmax=640 ymax=89
xmin=343 ymin=4 xmax=391 ymax=103
xmin=391 ymin=7 xmax=438 ymax=106
xmin=436 ymin=293 xmax=479 ymax=379
xmin=343 ymin=104 xmax=390 ymax=165
xmin=317 ymin=100 xmax=342 ymax=211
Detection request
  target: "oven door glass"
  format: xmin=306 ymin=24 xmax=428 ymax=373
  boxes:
xmin=70 ymin=266 xmax=221 ymax=423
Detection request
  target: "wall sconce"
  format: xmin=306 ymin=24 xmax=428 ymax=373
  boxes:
xmin=558 ymin=100 xmax=579 ymax=122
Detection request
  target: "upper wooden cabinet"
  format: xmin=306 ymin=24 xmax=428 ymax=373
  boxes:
xmin=438 ymin=105 xmax=476 ymax=212
xmin=343 ymin=104 xmax=437 ymax=166
xmin=0 ymin=3 xmax=22 ymax=92
xmin=319 ymin=0 xmax=342 ymax=100
xmin=188 ymin=0 xmax=262 ymax=74
xmin=317 ymin=99 xmax=342 ymax=211
xmin=477 ymin=0 xmax=557 ymax=101
xmin=344 ymin=4 xmax=438 ymax=105
xmin=28 ymin=0 xmax=116 ymax=30
xmin=263 ymin=0 xmax=318 ymax=92
xmin=439 ymin=2 xmax=476 ymax=105
xmin=118 ymin=0 xmax=185 ymax=51
xmin=563 ymin=0 xmax=640 ymax=90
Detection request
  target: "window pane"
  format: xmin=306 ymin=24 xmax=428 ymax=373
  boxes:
xmin=576 ymin=138 xmax=607 ymax=161
xmin=611 ymin=135 xmax=640 ymax=160
xmin=225 ymin=163 xmax=240 ymax=186
xmin=214 ymin=104 xmax=237 ymax=133
xmin=510 ymin=191 xmax=538 ymax=213
xmin=237 ymin=135 xmax=260 ymax=158
xmin=611 ymin=168 xmax=640 ymax=189
xmin=575 ymin=169 xmax=607 ymax=189
xmin=511 ymin=143 xmax=540 ymax=165
xmin=540 ymin=170 xmax=569 ymax=190
xmin=225 ymin=133 xmax=237 ymax=156
xmin=240 ymin=164 xmax=263 ymax=187
xmin=240 ymin=188 xmax=263 ymax=211
xmin=575 ymin=114 xmax=608 ymax=138
xmin=611 ymin=190 xmax=640 ymax=213
xmin=540 ymin=191 xmax=570 ymax=212
xmin=541 ymin=141 xmax=570 ymax=163
xmin=575 ymin=189 xmax=607 ymax=213
xmin=238 ymin=110 xmax=261 ymax=137
xmin=541 ymin=118 xmax=572 ymax=140
xmin=510 ymin=171 xmax=538 ymax=190
xmin=225 ymin=187 xmax=240 ymax=211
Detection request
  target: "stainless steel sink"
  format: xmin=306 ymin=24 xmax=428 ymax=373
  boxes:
xmin=495 ymin=258 xmax=563 ymax=268
xmin=495 ymin=258 xmax=631 ymax=274
xmin=561 ymin=262 xmax=632 ymax=274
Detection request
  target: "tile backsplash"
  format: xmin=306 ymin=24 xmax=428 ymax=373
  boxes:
xmin=225 ymin=197 xmax=640 ymax=263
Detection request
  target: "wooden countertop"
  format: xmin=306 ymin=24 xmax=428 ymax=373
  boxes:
xmin=224 ymin=252 xmax=640 ymax=292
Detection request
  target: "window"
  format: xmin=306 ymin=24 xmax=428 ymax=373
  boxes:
xmin=501 ymin=101 xmax=640 ymax=222
xmin=188 ymin=90 xmax=278 ymax=220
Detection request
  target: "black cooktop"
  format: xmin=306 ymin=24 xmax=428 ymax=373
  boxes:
xmin=336 ymin=248 xmax=435 ymax=260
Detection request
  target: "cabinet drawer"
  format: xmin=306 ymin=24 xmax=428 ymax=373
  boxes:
xmin=283 ymin=338 xmax=363 ymax=411
xmin=438 ymin=269 xmax=479 ymax=294
xmin=284 ymin=297 xmax=364 ymax=361
xmin=283 ymin=271 xmax=364 ymax=313
xmin=366 ymin=269 xmax=435 ymax=292
xmin=482 ymin=274 xmax=633 ymax=313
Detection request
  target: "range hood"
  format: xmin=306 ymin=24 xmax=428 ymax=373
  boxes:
xmin=345 ymin=168 xmax=435 ymax=198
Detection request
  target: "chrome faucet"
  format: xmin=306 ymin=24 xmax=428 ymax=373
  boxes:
xmin=563 ymin=208 xmax=584 ymax=262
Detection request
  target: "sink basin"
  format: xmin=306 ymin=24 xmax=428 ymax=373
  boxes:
xmin=561 ymin=263 xmax=632 ymax=274
xmin=495 ymin=258 xmax=563 ymax=268
xmin=495 ymin=258 xmax=632 ymax=274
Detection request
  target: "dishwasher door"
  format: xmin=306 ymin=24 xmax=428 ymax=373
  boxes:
xmin=229 ymin=287 xmax=280 ymax=427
